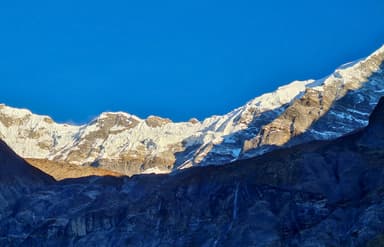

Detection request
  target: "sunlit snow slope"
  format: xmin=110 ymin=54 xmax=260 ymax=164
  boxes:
xmin=0 ymin=45 xmax=383 ymax=175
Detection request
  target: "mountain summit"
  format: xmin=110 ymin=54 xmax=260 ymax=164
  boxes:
xmin=0 ymin=45 xmax=383 ymax=175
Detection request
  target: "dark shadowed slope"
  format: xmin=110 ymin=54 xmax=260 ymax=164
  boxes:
xmin=2 ymin=99 xmax=384 ymax=246
xmin=0 ymin=139 xmax=54 ymax=185
xmin=0 ymin=139 xmax=54 ymax=210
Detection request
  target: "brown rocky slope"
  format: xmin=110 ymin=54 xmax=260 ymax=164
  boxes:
xmin=26 ymin=158 xmax=122 ymax=180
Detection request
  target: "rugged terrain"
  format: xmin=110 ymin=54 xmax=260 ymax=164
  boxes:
xmin=0 ymin=45 xmax=383 ymax=176
xmin=1 ymin=97 xmax=384 ymax=246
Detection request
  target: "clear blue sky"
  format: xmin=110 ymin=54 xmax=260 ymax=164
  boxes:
xmin=1 ymin=0 xmax=384 ymax=123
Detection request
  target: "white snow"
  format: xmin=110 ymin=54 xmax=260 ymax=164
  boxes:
xmin=141 ymin=167 xmax=169 ymax=174
xmin=0 ymin=44 xmax=383 ymax=173
xmin=346 ymin=109 xmax=370 ymax=116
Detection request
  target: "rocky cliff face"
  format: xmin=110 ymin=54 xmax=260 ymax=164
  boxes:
xmin=2 ymin=98 xmax=384 ymax=246
xmin=0 ymin=45 xmax=383 ymax=176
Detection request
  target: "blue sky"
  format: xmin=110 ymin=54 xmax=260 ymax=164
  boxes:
xmin=0 ymin=0 xmax=384 ymax=123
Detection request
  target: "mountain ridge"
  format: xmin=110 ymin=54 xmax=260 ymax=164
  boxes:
xmin=2 ymin=96 xmax=384 ymax=246
xmin=0 ymin=44 xmax=383 ymax=176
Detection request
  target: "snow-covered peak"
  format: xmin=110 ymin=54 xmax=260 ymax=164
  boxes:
xmin=335 ymin=44 xmax=384 ymax=72
xmin=246 ymin=80 xmax=315 ymax=111
xmin=95 ymin=111 xmax=142 ymax=122
xmin=0 ymin=103 xmax=33 ymax=118
xmin=0 ymin=45 xmax=383 ymax=176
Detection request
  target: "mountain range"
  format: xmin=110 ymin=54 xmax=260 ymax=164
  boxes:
xmin=1 ymin=44 xmax=384 ymax=246
xmin=0 ymin=45 xmax=383 ymax=178
xmin=1 ymin=86 xmax=384 ymax=246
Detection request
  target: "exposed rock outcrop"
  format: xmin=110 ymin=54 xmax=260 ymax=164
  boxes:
xmin=145 ymin=116 xmax=172 ymax=128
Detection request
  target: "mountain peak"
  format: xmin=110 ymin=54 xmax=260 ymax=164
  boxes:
xmin=145 ymin=116 xmax=173 ymax=128
xmin=0 ymin=45 xmax=383 ymax=176
xmin=95 ymin=111 xmax=141 ymax=122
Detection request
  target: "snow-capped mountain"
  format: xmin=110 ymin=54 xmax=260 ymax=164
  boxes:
xmin=1 ymin=45 xmax=383 ymax=175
